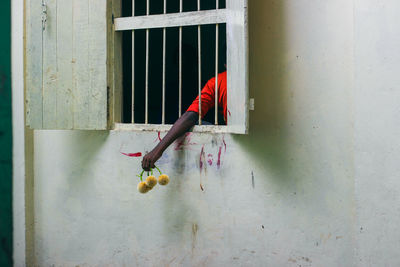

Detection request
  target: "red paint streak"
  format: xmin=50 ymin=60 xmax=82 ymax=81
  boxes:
xmin=121 ymin=152 xmax=142 ymax=157
xmin=175 ymin=138 xmax=186 ymax=151
xmin=222 ymin=138 xmax=227 ymax=152
xmin=175 ymin=132 xmax=197 ymax=150
xmin=199 ymin=145 xmax=205 ymax=172
xmin=228 ymin=109 xmax=231 ymax=117
xmin=154 ymin=132 xmax=162 ymax=142
xmin=217 ymin=146 xmax=222 ymax=168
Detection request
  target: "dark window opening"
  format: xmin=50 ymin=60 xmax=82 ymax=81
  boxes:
xmin=122 ymin=0 xmax=227 ymax=125
xmin=121 ymin=0 xmax=226 ymax=16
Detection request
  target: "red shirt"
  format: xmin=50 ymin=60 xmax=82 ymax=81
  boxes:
xmin=187 ymin=71 xmax=227 ymax=122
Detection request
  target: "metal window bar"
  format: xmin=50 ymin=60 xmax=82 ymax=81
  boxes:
xmin=123 ymin=1 xmax=228 ymax=126
xmin=162 ymin=0 xmax=166 ymax=124
xmin=131 ymin=0 xmax=135 ymax=123
xmin=215 ymin=0 xmax=219 ymax=125
xmin=197 ymin=0 xmax=202 ymax=125
xmin=178 ymin=0 xmax=182 ymax=117
xmin=145 ymin=0 xmax=149 ymax=124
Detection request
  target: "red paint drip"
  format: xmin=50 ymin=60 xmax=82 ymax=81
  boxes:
xmin=228 ymin=109 xmax=232 ymax=117
xmin=217 ymin=146 xmax=222 ymax=168
xmin=199 ymin=145 xmax=205 ymax=172
xmin=222 ymin=138 xmax=227 ymax=152
xmin=154 ymin=132 xmax=162 ymax=143
xmin=121 ymin=152 xmax=142 ymax=157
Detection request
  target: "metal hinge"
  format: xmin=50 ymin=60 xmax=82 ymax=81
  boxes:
xmin=249 ymin=98 xmax=255 ymax=111
xmin=42 ymin=1 xmax=47 ymax=31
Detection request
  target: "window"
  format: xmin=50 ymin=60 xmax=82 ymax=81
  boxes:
xmin=25 ymin=0 xmax=248 ymax=133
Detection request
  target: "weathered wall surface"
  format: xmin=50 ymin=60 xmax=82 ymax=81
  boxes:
xmin=27 ymin=0 xmax=399 ymax=266
xmin=354 ymin=0 xmax=400 ymax=266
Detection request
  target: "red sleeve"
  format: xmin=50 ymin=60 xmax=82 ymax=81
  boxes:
xmin=186 ymin=77 xmax=216 ymax=118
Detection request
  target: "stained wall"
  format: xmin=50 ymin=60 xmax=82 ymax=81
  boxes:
xmin=24 ymin=0 xmax=400 ymax=266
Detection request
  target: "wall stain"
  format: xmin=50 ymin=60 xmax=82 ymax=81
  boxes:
xmin=191 ymin=223 xmax=198 ymax=255
xmin=165 ymin=256 xmax=176 ymax=267
xmin=222 ymin=136 xmax=227 ymax=152
xmin=320 ymin=233 xmax=332 ymax=244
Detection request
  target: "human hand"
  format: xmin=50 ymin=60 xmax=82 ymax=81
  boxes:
xmin=142 ymin=149 xmax=162 ymax=171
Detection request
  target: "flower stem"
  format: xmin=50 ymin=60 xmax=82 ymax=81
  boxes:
xmin=137 ymin=170 xmax=145 ymax=181
xmin=154 ymin=166 xmax=162 ymax=175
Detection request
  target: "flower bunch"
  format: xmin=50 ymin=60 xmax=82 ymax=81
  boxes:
xmin=136 ymin=166 xmax=170 ymax=194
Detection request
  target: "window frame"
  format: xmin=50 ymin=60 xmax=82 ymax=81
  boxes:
xmin=112 ymin=0 xmax=249 ymax=134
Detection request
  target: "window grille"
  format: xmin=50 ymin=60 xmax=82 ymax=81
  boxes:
xmin=114 ymin=0 xmax=247 ymax=133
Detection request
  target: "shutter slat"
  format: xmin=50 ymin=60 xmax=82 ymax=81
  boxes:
xmin=26 ymin=0 xmax=110 ymax=130
xmin=88 ymin=0 xmax=108 ymax=129
xmin=73 ymin=0 xmax=90 ymax=129
xmin=26 ymin=0 xmax=43 ymax=128
xmin=43 ymin=0 xmax=58 ymax=128
xmin=56 ymin=0 xmax=74 ymax=129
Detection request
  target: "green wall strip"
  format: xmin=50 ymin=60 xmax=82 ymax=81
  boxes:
xmin=0 ymin=0 xmax=13 ymax=266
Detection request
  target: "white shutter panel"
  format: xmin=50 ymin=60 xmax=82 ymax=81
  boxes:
xmin=227 ymin=0 xmax=249 ymax=134
xmin=26 ymin=0 xmax=115 ymax=130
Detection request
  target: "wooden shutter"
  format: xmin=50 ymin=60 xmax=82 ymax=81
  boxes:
xmin=25 ymin=0 xmax=120 ymax=130
xmin=227 ymin=0 xmax=249 ymax=134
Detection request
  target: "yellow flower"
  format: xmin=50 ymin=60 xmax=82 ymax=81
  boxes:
xmin=158 ymin=174 xmax=170 ymax=186
xmin=137 ymin=182 xmax=150 ymax=193
xmin=145 ymin=176 xmax=157 ymax=188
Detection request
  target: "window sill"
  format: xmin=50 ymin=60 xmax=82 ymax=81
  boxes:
xmin=112 ymin=123 xmax=230 ymax=133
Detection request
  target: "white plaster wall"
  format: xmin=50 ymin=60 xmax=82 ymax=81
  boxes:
xmin=354 ymin=0 xmax=400 ymax=266
xmin=25 ymin=0 xmax=399 ymax=266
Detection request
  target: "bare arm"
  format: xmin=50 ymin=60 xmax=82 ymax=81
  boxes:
xmin=142 ymin=111 xmax=198 ymax=171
